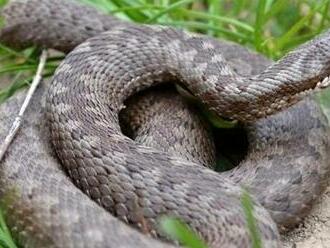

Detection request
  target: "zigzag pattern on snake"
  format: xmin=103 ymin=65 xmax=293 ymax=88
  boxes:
xmin=0 ymin=0 xmax=330 ymax=247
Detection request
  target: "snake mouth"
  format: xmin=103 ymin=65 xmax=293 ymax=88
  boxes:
xmin=316 ymin=75 xmax=330 ymax=89
xmin=281 ymin=73 xmax=330 ymax=103
xmin=277 ymin=74 xmax=330 ymax=114
xmin=295 ymin=74 xmax=330 ymax=100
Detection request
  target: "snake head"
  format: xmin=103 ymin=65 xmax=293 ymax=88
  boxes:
xmin=210 ymin=30 xmax=330 ymax=123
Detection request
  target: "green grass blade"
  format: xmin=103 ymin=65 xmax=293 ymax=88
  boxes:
xmin=263 ymin=0 xmax=291 ymax=22
xmin=206 ymin=0 xmax=221 ymax=36
xmin=110 ymin=0 xmax=150 ymax=21
xmin=317 ymin=0 xmax=330 ymax=32
xmin=146 ymin=0 xmax=194 ymax=23
xmin=275 ymin=2 xmax=327 ymax=51
xmin=0 ymin=64 xmax=57 ymax=74
xmin=254 ymin=0 xmax=267 ymax=52
xmin=241 ymin=191 xmax=262 ymax=248
xmin=0 ymin=44 xmax=37 ymax=63
xmin=0 ymin=0 xmax=8 ymax=7
xmin=177 ymin=9 xmax=254 ymax=33
xmin=160 ymin=217 xmax=207 ymax=248
xmin=0 ymin=209 xmax=17 ymax=248
xmin=110 ymin=5 xmax=162 ymax=14
xmin=159 ymin=21 xmax=251 ymax=42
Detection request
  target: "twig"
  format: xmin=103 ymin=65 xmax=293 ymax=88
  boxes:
xmin=0 ymin=50 xmax=48 ymax=161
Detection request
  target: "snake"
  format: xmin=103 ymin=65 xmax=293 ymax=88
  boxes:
xmin=1 ymin=0 xmax=330 ymax=247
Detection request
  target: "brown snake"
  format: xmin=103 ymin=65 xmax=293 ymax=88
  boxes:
xmin=1 ymin=0 xmax=330 ymax=247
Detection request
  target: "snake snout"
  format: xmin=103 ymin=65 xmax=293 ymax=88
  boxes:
xmin=316 ymin=75 xmax=330 ymax=89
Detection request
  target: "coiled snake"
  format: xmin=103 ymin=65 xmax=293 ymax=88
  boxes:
xmin=1 ymin=0 xmax=330 ymax=247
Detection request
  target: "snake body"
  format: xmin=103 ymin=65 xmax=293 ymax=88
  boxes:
xmin=1 ymin=0 xmax=330 ymax=247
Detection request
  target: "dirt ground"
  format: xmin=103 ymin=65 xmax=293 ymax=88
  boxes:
xmin=282 ymin=185 xmax=330 ymax=248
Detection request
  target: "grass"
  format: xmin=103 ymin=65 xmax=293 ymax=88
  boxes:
xmin=160 ymin=217 xmax=208 ymax=248
xmin=0 ymin=0 xmax=329 ymax=247
xmin=0 ymin=209 xmax=17 ymax=248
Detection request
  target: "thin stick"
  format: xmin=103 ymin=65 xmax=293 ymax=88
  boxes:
xmin=0 ymin=50 xmax=48 ymax=161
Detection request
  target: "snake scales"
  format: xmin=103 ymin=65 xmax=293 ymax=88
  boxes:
xmin=1 ymin=0 xmax=330 ymax=247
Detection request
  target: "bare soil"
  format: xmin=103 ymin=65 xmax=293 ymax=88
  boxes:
xmin=283 ymin=185 xmax=330 ymax=248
